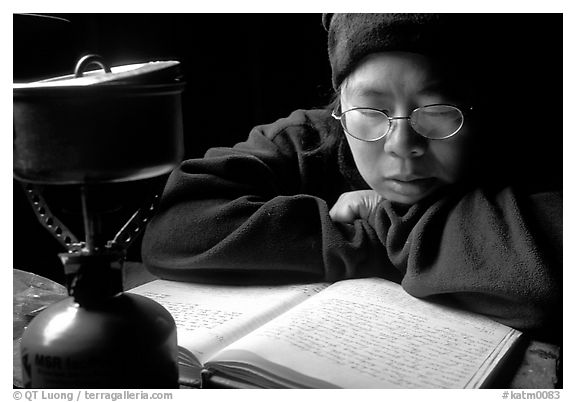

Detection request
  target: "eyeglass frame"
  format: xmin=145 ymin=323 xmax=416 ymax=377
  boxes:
xmin=331 ymin=103 xmax=473 ymax=142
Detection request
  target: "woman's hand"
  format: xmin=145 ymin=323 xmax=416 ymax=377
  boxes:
xmin=329 ymin=190 xmax=384 ymax=224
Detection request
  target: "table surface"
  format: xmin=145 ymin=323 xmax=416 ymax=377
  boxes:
xmin=13 ymin=264 xmax=561 ymax=389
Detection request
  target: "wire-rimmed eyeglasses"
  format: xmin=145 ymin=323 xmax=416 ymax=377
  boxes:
xmin=331 ymin=104 xmax=472 ymax=142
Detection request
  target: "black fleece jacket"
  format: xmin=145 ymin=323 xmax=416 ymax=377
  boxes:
xmin=142 ymin=109 xmax=562 ymax=342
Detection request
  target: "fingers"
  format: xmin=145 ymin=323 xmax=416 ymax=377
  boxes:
xmin=329 ymin=190 xmax=384 ymax=224
xmin=329 ymin=202 xmax=357 ymax=223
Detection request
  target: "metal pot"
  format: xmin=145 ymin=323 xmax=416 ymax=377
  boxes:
xmin=13 ymin=55 xmax=185 ymax=184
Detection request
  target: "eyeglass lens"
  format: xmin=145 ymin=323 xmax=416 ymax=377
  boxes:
xmin=341 ymin=105 xmax=464 ymax=140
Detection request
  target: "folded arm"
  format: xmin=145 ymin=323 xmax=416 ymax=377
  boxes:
xmin=142 ymin=111 xmax=397 ymax=284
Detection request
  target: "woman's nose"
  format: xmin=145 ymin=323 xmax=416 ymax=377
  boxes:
xmin=383 ymin=118 xmax=427 ymax=158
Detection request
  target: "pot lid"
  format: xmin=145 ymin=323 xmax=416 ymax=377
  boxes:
xmin=14 ymin=54 xmax=182 ymax=89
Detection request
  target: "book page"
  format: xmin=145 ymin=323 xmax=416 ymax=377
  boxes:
xmin=128 ymin=280 xmax=328 ymax=366
xmin=210 ymin=277 xmax=521 ymax=388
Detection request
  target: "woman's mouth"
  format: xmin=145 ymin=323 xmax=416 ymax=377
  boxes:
xmin=385 ymin=177 xmax=438 ymax=197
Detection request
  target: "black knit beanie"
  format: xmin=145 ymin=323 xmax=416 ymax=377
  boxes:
xmin=323 ymin=13 xmax=502 ymax=91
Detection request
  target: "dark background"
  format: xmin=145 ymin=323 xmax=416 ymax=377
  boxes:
xmin=13 ymin=13 xmax=563 ymax=284
xmin=13 ymin=14 xmax=332 ymax=283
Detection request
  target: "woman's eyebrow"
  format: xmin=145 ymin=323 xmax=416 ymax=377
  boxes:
xmin=348 ymin=85 xmax=393 ymax=98
xmin=417 ymin=81 xmax=450 ymax=96
xmin=348 ymin=80 xmax=448 ymax=98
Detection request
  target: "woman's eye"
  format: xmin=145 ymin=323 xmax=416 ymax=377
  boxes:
xmin=423 ymin=111 xmax=450 ymax=116
xmin=358 ymin=109 xmax=385 ymax=118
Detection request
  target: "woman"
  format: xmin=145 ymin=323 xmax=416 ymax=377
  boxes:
xmin=142 ymin=14 xmax=562 ymax=342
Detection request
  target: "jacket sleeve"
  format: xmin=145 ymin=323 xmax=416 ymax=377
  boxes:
xmin=141 ymin=112 xmax=399 ymax=284
xmin=370 ymin=186 xmax=562 ymax=338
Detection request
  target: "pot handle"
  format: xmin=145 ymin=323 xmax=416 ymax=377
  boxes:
xmin=74 ymin=54 xmax=112 ymax=77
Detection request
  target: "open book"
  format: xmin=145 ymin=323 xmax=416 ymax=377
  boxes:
xmin=128 ymin=277 xmax=522 ymax=388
